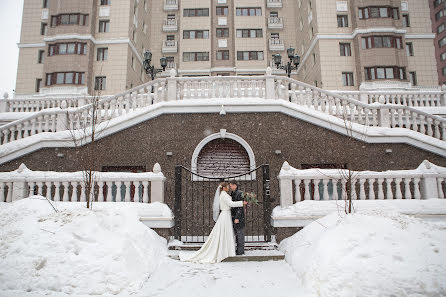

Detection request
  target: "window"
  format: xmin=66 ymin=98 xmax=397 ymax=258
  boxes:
xmin=45 ymin=72 xmax=85 ymax=86
xmin=361 ymin=36 xmax=403 ymax=49
xmin=406 ymin=42 xmax=414 ymax=56
xmin=441 ymin=52 xmax=446 ymax=61
xmin=409 ymin=72 xmax=417 ymax=86
xmin=48 ymin=42 xmax=86 ymax=56
xmin=99 ymin=20 xmax=110 ymax=32
xmin=236 ymin=51 xmax=264 ymax=60
xmin=402 ymin=14 xmax=410 ymax=27
xmin=337 ymin=15 xmax=348 ymax=27
xmin=342 ymin=72 xmax=354 ymax=86
xmin=97 ymin=48 xmax=108 ymax=61
xmin=183 ymin=30 xmax=209 ymax=39
xmin=38 ymin=50 xmax=45 ymax=63
xmin=443 ymin=66 xmax=446 ymax=75
xmin=364 ymin=66 xmax=406 ymax=80
xmin=216 ymin=28 xmax=229 ymax=37
xmin=183 ymin=8 xmax=209 ymax=17
xmin=339 ymin=43 xmax=351 ymax=56
xmin=101 ymin=0 xmax=110 ymax=5
xmin=43 ymin=0 xmax=48 ymax=8
xmin=95 ymin=76 xmax=106 ymax=90
xmin=236 ymin=29 xmax=263 ymax=38
xmin=216 ymin=6 xmax=228 ymax=16
xmin=51 ymin=13 xmax=88 ymax=26
xmin=183 ymin=52 xmax=209 ymax=62
xmin=216 ymin=50 xmax=229 ymax=60
xmin=236 ymin=7 xmax=262 ymax=16
xmin=436 ymin=9 xmax=445 ymax=21
xmin=439 ymin=36 xmax=446 ymax=47
xmin=358 ymin=7 xmax=399 ymax=19
xmin=35 ymin=79 xmax=42 ymax=92
xmin=438 ymin=23 xmax=445 ymax=34
xmin=40 ymin=23 xmax=47 ymax=35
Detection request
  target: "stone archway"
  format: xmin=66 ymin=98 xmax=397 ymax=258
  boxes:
xmin=191 ymin=129 xmax=256 ymax=178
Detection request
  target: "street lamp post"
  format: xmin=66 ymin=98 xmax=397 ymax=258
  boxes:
xmin=273 ymin=47 xmax=300 ymax=78
xmin=143 ymin=50 xmax=167 ymax=80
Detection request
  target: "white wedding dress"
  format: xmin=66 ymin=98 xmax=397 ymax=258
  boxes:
xmin=180 ymin=190 xmax=243 ymax=263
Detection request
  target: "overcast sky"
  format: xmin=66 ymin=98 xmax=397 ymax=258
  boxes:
xmin=0 ymin=0 xmax=24 ymax=98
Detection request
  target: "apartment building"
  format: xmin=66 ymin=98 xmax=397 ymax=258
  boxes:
xmin=295 ymin=0 xmax=439 ymax=90
xmin=15 ymin=0 xmax=440 ymax=97
xmin=429 ymin=0 xmax=446 ymax=85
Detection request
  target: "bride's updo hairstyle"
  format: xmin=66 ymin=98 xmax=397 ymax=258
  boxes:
xmin=219 ymin=182 xmax=229 ymax=190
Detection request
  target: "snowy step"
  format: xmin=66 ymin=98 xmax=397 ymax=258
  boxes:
xmin=168 ymin=241 xmax=278 ymax=251
xmin=168 ymin=249 xmax=285 ymax=262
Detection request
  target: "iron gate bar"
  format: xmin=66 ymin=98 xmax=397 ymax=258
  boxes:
xmin=173 ymin=164 xmax=272 ymax=243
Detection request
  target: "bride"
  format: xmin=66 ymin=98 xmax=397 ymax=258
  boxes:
xmin=180 ymin=182 xmax=248 ymax=263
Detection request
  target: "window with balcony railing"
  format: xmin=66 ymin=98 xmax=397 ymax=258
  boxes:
xmin=358 ymin=7 xmax=399 ymax=20
xmin=364 ymin=66 xmax=406 ymax=80
xmin=51 ymin=13 xmax=89 ymax=26
xmin=361 ymin=36 xmax=403 ymax=49
xmin=45 ymin=72 xmax=85 ymax=86
xmin=236 ymin=7 xmax=262 ymax=16
xmin=48 ymin=42 xmax=87 ymax=56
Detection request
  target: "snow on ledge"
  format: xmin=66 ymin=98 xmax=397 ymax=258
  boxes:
xmin=272 ymin=199 xmax=446 ymax=227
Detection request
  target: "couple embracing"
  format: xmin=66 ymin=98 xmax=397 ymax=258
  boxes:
xmin=180 ymin=181 xmax=248 ymax=263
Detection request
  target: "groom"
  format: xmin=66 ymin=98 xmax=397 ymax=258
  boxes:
xmin=229 ymin=181 xmax=245 ymax=255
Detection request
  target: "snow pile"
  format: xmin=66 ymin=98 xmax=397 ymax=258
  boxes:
xmin=0 ymin=197 xmax=167 ymax=295
xmin=280 ymin=211 xmax=446 ymax=297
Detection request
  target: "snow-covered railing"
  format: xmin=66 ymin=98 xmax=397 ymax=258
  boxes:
xmin=0 ymin=163 xmax=166 ymax=203
xmin=278 ymin=160 xmax=446 ymax=208
xmin=0 ymin=97 xmax=86 ymax=112
xmin=334 ymin=89 xmax=445 ymax=107
xmin=0 ymin=78 xmax=167 ymax=145
xmin=1 ymin=69 xmax=445 ymax=146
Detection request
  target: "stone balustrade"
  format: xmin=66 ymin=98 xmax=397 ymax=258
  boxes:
xmin=0 ymin=69 xmax=445 ymax=146
xmin=278 ymin=160 xmax=446 ymax=208
xmin=0 ymin=163 xmax=166 ymax=203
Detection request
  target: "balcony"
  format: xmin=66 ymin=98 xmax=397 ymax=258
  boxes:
xmin=269 ymin=39 xmax=284 ymax=51
xmin=163 ymin=19 xmax=178 ymax=32
xmin=267 ymin=0 xmax=283 ymax=8
xmin=162 ymin=40 xmax=178 ymax=53
xmin=268 ymin=17 xmax=283 ymax=29
xmin=164 ymin=0 xmax=178 ymax=11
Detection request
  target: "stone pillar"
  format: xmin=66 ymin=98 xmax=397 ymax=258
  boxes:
xmin=150 ymin=163 xmax=165 ymax=203
xmin=0 ymin=93 xmax=9 ymax=112
xmin=419 ymin=160 xmax=440 ymax=199
xmin=265 ymin=67 xmax=276 ymax=100
xmin=11 ymin=164 xmax=29 ymax=201
xmin=278 ymin=161 xmax=293 ymax=208
xmin=167 ymin=69 xmax=177 ymax=101
xmin=377 ymin=96 xmax=390 ymax=127
xmin=441 ymin=84 xmax=446 ymax=107
xmin=56 ymin=101 xmax=68 ymax=132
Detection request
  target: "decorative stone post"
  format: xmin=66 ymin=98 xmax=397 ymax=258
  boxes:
xmin=56 ymin=101 xmax=68 ymax=132
xmin=11 ymin=164 xmax=29 ymax=202
xmin=377 ymin=95 xmax=390 ymax=127
xmin=167 ymin=69 xmax=177 ymax=101
xmin=0 ymin=92 xmax=9 ymax=112
xmin=278 ymin=161 xmax=294 ymax=207
xmin=265 ymin=67 xmax=276 ymax=100
xmin=150 ymin=163 xmax=166 ymax=203
xmin=419 ymin=160 xmax=440 ymax=199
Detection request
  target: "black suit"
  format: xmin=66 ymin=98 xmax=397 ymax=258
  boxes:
xmin=231 ymin=189 xmax=245 ymax=255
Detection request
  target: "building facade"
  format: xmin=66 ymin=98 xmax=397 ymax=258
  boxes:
xmin=295 ymin=0 xmax=439 ymax=90
xmin=429 ymin=0 xmax=446 ymax=85
xmin=15 ymin=0 xmax=440 ymax=98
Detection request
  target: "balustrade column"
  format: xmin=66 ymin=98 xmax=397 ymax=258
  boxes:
xmin=404 ymin=178 xmax=412 ymax=199
xmin=368 ymin=178 xmax=376 ymax=200
xmin=385 ymin=178 xmax=393 ymax=200
xmin=322 ymin=179 xmax=329 ymax=200
xmin=98 ymin=181 xmax=105 ymax=202
xmin=62 ymin=182 xmax=70 ymax=201
xmin=377 ymin=178 xmax=385 ymax=200
xmin=124 ymin=181 xmax=131 ymax=202
xmin=143 ymin=181 xmax=150 ymax=203
xmin=395 ymin=178 xmax=403 ymax=199
xmin=303 ymin=180 xmax=311 ymax=200
xmin=313 ymin=179 xmax=320 ymax=201
xmin=359 ymin=179 xmax=366 ymax=200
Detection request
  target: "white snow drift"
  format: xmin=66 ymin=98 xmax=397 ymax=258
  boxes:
xmin=280 ymin=211 xmax=446 ymax=297
xmin=0 ymin=197 xmax=167 ymax=296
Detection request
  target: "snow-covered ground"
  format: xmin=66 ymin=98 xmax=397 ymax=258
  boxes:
xmin=2 ymin=197 xmax=446 ymax=297
xmin=0 ymin=197 xmax=167 ymax=296
xmin=280 ymin=211 xmax=446 ymax=297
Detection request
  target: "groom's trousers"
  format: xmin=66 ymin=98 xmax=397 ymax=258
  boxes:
xmin=235 ymin=228 xmax=245 ymax=255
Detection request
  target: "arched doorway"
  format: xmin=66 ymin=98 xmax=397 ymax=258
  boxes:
xmin=196 ymin=138 xmax=250 ymax=177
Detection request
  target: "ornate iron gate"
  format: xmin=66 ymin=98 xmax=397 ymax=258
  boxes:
xmin=174 ymin=164 xmax=271 ymax=243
